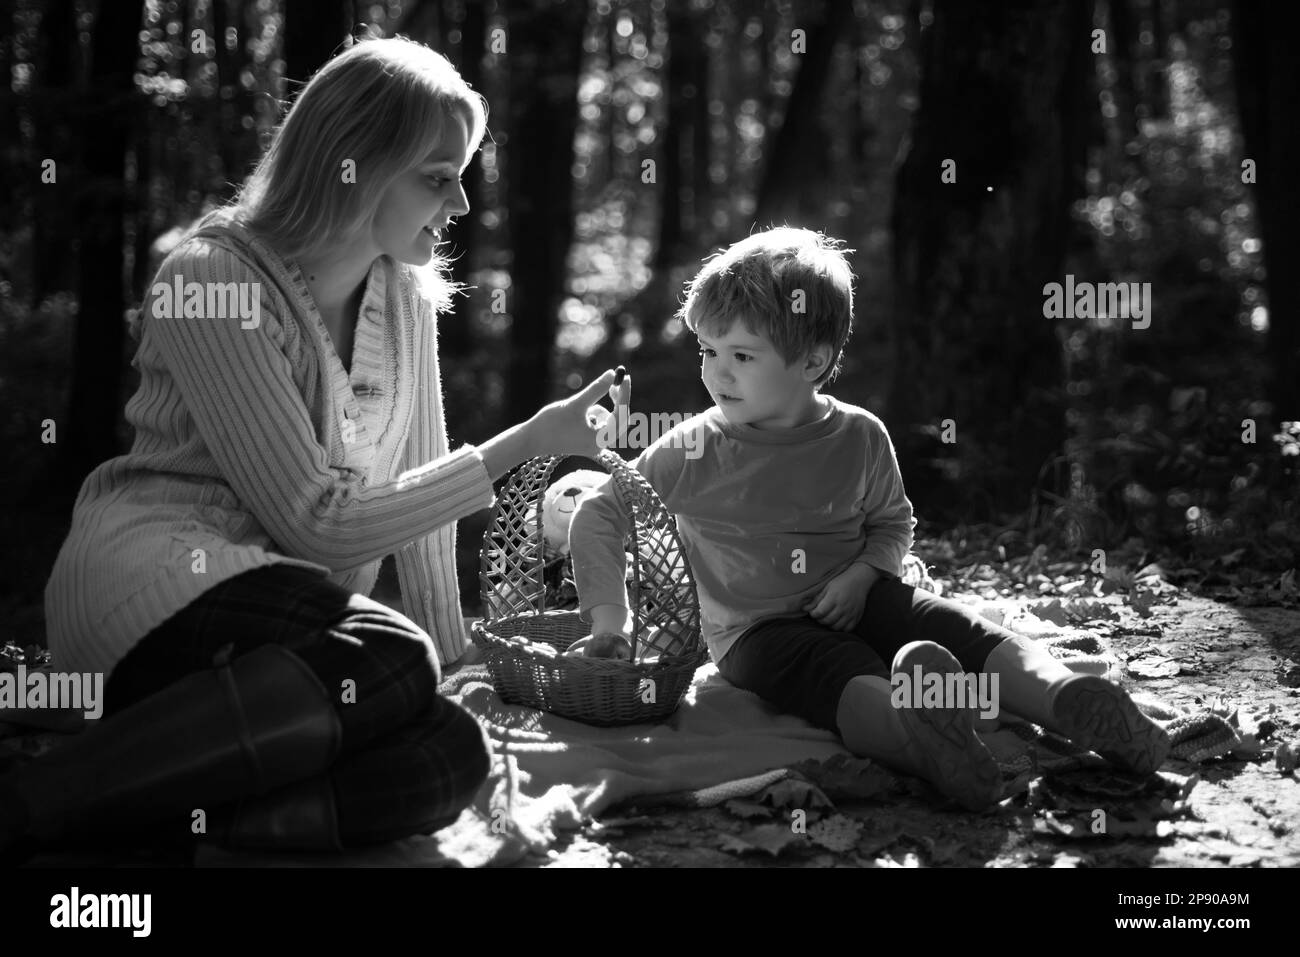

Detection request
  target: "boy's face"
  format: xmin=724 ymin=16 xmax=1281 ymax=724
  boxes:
xmin=697 ymin=322 xmax=828 ymax=429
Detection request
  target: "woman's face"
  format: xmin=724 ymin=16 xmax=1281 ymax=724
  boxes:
xmin=371 ymin=112 xmax=472 ymax=265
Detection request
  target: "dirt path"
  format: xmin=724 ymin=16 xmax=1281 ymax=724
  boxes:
xmin=531 ymin=591 xmax=1300 ymax=868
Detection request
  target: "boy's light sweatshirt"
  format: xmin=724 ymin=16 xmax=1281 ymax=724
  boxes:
xmin=569 ymin=397 xmax=916 ymax=665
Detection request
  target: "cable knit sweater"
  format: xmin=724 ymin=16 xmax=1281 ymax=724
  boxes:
xmin=44 ymin=210 xmax=496 ymax=677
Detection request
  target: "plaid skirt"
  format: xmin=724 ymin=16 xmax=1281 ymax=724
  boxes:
xmin=104 ymin=564 xmax=490 ymax=846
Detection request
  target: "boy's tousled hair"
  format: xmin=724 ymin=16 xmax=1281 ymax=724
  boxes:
xmin=227 ymin=36 xmax=487 ymax=312
xmin=677 ymin=227 xmax=855 ymax=386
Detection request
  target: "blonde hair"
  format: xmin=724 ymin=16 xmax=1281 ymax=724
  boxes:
xmin=679 ymin=227 xmax=855 ymax=386
xmin=229 ymin=36 xmax=487 ymax=310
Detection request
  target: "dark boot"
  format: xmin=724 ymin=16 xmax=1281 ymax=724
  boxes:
xmin=0 ymin=643 xmax=342 ymax=850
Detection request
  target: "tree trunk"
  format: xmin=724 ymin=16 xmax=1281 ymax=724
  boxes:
xmin=31 ymin=0 xmax=77 ymax=305
xmin=283 ymin=0 xmax=352 ymax=87
xmin=0 ymin=0 xmax=19 ymax=230
xmin=752 ymin=0 xmax=851 ymax=226
xmin=655 ymin=0 xmax=693 ymax=268
xmin=57 ymin=0 xmax=145 ymax=488
xmin=1142 ymin=0 xmax=1168 ymax=118
xmin=1107 ymin=0 xmax=1143 ymax=145
xmin=759 ymin=0 xmax=776 ymax=130
xmin=504 ymin=0 xmax=589 ymax=425
xmin=1232 ymin=0 xmax=1300 ymax=420
xmin=689 ymin=4 xmax=710 ymax=237
xmin=888 ymin=0 xmax=1092 ymax=518
xmin=213 ymin=0 xmax=256 ymax=194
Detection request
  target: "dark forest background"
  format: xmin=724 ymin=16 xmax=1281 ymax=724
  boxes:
xmin=0 ymin=0 xmax=1296 ymax=629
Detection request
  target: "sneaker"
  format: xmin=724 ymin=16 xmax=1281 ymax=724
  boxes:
xmin=891 ymin=641 xmax=1003 ymax=812
xmin=1049 ymin=675 xmax=1171 ymax=776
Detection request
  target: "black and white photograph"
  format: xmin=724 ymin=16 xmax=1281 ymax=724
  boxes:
xmin=0 ymin=0 xmax=1294 ymax=931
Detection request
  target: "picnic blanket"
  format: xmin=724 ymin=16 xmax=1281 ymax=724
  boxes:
xmin=390 ymin=633 xmax=1236 ymax=866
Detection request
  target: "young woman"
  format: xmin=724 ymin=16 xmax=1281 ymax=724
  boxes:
xmin=2 ymin=36 xmax=620 ymax=856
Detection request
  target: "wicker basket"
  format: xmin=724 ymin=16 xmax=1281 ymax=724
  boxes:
xmin=471 ymin=449 xmax=706 ymax=726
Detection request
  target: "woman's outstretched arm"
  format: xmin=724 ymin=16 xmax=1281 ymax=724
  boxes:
xmin=146 ymin=240 xmax=617 ymax=571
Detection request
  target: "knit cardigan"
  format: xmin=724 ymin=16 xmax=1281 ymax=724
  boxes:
xmin=44 ymin=211 xmax=496 ymax=678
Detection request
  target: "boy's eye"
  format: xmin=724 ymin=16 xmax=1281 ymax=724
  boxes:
xmin=697 ymin=348 xmax=714 ymax=358
xmin=734 ymin=353 xmax=751 ymax=362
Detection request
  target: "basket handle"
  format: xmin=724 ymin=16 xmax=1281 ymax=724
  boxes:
xmin=595 ymin=449 xmax=643 ymax=659
xmin=478 ymin=454 xmax=563 ymax=619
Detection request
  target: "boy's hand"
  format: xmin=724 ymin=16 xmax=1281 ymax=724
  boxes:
xmin=804 ymin=563 xmax=881 ymax=632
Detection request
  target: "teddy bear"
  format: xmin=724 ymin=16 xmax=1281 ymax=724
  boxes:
xmin=540 ymin=469 xmax=609 ymax=556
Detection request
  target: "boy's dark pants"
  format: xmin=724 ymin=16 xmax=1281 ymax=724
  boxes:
xmin=104 ymin=565 xmax=490 ymax=846
xmin=716 ymin=578 xmax=1016 ymax=732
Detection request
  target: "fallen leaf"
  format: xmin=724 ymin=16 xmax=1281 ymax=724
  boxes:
xmin=788 ymin=753 xmax=898 ymax=801
xmin=808 ymin=814 xmax=863 ymax=853
xmin=921 ymin=836 xmax=964 ymax=864
xmin=1275 ymin=741 xmax=1298 ymax=774
xmin=1128 ymin=655 xmax=1181 ymax=678
xmin=1135 ymin=563 xmax=1167 ymax=583
xmin=1043 ymin=769 xmax=1151 ymax=801
xmin=1028 ymin=598 xmax=1120 ymax=626
xmin=723 ymin=799 xmax=775 ymax=820
xmin=856 ymin=823 xmax=905 ymax=857
xmin=1129 ymin=590 xmax=1156 ymax=618
xmin=1101 ymin=566 xmax=1136 ymax=593
xmin=1266 ymin=569 xmax=1298 ymax=602
xmin=717 ymin=824 xmax=804 ymax=857
xmin=1217 ymin=548 xmax=1246 ymax=569
xmin=756 ymin=777 xmax=834 ymax=811
xmin=1029 ymin=599 xmax=1071 ymax=626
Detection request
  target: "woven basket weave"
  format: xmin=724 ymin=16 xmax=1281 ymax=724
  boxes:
xmin=471 ymin=449 xmax=705 ymax=726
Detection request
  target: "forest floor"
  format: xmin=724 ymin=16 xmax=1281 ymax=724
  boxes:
xmin=536 ymin=595 xmax=1300 ymax=868
xmin=5 ymin=531 xmax=1299 ymax=869
xmin=515 ymin=540 xmax=1300 ymax=869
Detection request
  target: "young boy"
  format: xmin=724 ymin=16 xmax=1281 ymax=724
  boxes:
xmin=569 ymin=228 xmax=1170 ymax=811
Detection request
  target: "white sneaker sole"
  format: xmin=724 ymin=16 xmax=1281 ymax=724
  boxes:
xmin=893 ymin=642 xmax=1003 ymax=812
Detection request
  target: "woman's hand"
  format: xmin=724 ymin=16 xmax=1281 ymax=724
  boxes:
xmin=526 ymin=368 xmax=631 ymax=459
xmin=478 ymin=369 xmax=630 ymax=480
